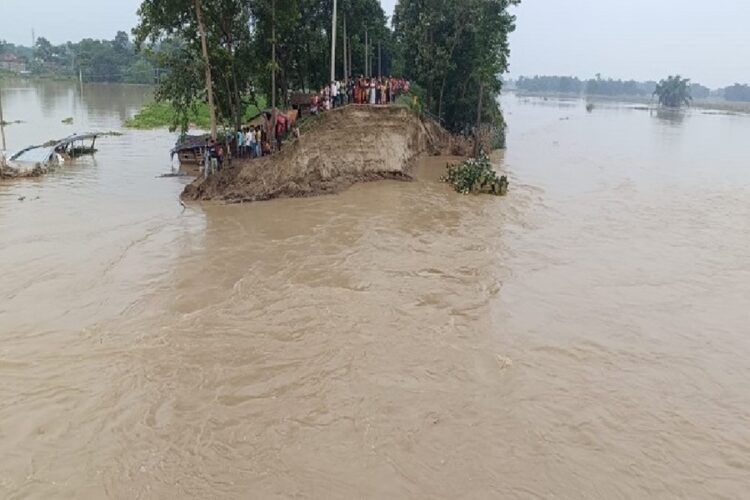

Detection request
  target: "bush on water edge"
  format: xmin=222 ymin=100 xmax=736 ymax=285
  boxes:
xmin=442 ymin=153 xmax=509 ymax=196
xmin=124 ymin=98 xmax=267 ymax=131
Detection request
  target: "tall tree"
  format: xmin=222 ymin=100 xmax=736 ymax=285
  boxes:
xmin=393 ymin=0 xmax=519 ymax=139
xmin=135 ymin=0 xmax=254 ymax=133
xmin=194 ymin=0 xmax=218 ymax=139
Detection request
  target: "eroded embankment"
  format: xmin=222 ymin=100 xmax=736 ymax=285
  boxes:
xmin=181 ymin=105 xmax=449 ymax=202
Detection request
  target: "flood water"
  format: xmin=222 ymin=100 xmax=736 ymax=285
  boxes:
xmin=1 ymin=81 xmax=749 ymax=499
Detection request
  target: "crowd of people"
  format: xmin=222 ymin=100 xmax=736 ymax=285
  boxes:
xmin=203 ymin=111 xmax=293 ymax=177
xmin=312 ymin=76 xmax=410 ymax=112
xmin=200 ymin=77 xmax=410 ymax=178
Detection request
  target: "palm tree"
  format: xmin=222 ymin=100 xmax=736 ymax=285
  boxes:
xmin=654 ymin=75 xmax=692 ymax=108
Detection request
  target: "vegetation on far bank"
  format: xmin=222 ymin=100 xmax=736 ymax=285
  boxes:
xmin=512 ymin=74 xmax=750 ymax=104
xmin=124 ymin=97 xmax=267 ymax=131
xmin=1 ymin=33 xmax=157 ymax=84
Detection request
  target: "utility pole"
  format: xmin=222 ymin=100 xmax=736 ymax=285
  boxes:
xmin=364 ymin=29 xmax=368 ymax=77
xmin=271 ymin=0 xmax=276 ymax=149
xmin=0 ymin=87 xmax=6 ymax=152
xmin=342 ymin=16 xmax=347 ymax=83
xmin=378 ymin=41 xmax=381 ymax=79
xmin=330 ymin=0 xmax=337 ymax=83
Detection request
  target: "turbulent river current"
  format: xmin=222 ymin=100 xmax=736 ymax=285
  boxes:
xmin=1 ymin=80 xmax=749 ymax=498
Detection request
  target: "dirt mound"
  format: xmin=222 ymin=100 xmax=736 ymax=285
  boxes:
xmin=181 ymin=105 xmax=449 ymax=203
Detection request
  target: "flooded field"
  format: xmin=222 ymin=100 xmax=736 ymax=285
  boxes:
xmin=1 ymin=81 xmax=749 ymax=498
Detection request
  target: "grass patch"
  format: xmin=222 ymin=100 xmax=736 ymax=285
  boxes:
xmin=124 ymin=97 xmax=268 ymax=130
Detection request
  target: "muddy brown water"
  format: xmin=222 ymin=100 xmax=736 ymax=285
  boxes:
xmin=1 ymin=81 xmax=749 ymax=499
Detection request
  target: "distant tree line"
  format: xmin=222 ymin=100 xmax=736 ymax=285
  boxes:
xmin=722 ymin=84 xmax=750 ymax=102
xmin=516 ymin=75 xmax=655 ymax=97
xmin=0 ymin=32 xmax=157 ymax=84
xmin=513 ymin=75 xmax=737 ymax=101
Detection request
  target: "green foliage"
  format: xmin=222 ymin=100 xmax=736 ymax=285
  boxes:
xmin=61 ymin=117 xmax=74 ymax=124
xmin=442 ymin=153 xmax=509 ymax=196
xmin=133 ymin=0 xmax=391 ymax=133
xmin=125 ymin=97 xmax=267 ymax=130
xmin=393 ymin=0 xmax=518 ymax=133
xmin=395 ymin=83 xmax=426 ymax=113
xmin=654 ymin=75 xmax=692 ymax=108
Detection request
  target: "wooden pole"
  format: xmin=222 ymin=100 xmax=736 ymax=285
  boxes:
xmin=364 ymin=29 xmax=368 ymax=77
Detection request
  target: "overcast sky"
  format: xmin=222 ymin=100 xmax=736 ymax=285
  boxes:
xmin=1 ymin=0 xmax=748 ymax=88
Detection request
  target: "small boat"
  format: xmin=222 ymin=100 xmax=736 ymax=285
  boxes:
xmin=171 ymin=131 xmax=235 ymax=167
xmin=172 ymin=134 xmax=211 ymax=166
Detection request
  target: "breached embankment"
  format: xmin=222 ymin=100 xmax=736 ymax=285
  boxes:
xmin=181 ymin=105 xmax=450 ymax=202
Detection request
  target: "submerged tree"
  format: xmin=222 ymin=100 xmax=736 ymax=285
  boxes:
xmin=654 ymin=75 xmax=692 ymax=108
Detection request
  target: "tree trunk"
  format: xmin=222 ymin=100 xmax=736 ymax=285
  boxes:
xmin=426 ymin=29 xmax=434 ymax=113
xmin=438 ymin=82 xmax=445 ymax=124
xmin=194 ymin=0 xmax=217 ymax=140
xmin=474 ymin=80 xmax=484 ymax=158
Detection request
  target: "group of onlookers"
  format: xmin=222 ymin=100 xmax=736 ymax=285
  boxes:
xmin=236 ymin=124 xmax=272 ymax=160
xmin=311 ymin=76 xmax=410 ymax=113
xmin=203 ymin=120 xmax=275 ymax=177
xmin=201 ymin=77 xmax=410 ymax=177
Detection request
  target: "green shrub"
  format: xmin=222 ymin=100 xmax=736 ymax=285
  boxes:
xmin=442 ymin=153 xmax=509 ymax=195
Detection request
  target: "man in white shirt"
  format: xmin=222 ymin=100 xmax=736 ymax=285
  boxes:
xmin=246 ymin=128 xmax=256 ymax=158
xmin=330 ymin=81 xmax=338 ymax=109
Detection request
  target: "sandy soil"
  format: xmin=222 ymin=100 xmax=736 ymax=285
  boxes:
xmin=181 ymin=105 xmax=449 ymax=203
